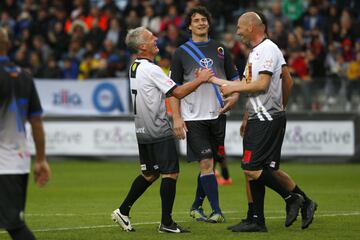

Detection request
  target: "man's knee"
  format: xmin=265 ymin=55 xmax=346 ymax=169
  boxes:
xmin=142 ymin=173 xmax=160 ymax=183
xmin=243 ymin=169 xmax=262 ymax=180
xmin=161 ymin=172 xmax=178 ymax=180
xmin=199 ymin=158 xmax=214 ymax=174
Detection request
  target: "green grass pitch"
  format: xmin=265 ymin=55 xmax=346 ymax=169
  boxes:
xmin=1 ymin=160 xmax=359 ymax=239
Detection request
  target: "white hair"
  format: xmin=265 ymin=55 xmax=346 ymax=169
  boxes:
xmin=125 ymin=27 xmax=148 ymax=53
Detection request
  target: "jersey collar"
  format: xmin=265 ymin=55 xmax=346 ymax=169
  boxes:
xmin=189 ymin=38 xmax=211 ymax=46
xmin=251 ymin=38 xmax=267 ymax=50
xmin=136 ymin=58 xmax=153 ymax=63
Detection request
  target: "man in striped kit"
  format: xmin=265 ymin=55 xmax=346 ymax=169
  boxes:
xmin=211 ymin=12 xmax=316 ymax=232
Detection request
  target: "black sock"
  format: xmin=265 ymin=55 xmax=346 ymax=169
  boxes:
xmin=249 ymin=180 xmax=265 ymax=225
xmin=120 ymin=175 xmax=152 ymax=216
xmin=221 ymin=167 xmax=229 ymax=180
xmin=257 ymin=168 xmax=294 ymax=203
xmin=160 ymin=178 xmax=177 ymax=226
xmin=247 ymin=202 xmax=254 ymax=220
xmin=7 ymin=225 xmax=36 ymax=240
xmin=292 ymin=185 xmax=310 ymax=203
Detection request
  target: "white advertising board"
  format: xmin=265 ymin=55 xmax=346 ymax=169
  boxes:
xmin=27 ymin=121 xmax=138 ymax=155
xmin=180 ymin=121 xmax=355 ymax=157
xmin=27 ymin=120 xmax=354 ymax=156
xmin=34 ymin=79 xmax=130 ymax=116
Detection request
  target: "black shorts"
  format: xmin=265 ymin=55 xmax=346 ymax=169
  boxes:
xmin=138 ymin=138 xmax=179 ymax=175
xmin=185 ymin=114 xmax=226 ymax=162
xmin=0 ymin=174 xmax=28 ymax=230
xmin=241 ymin=115 xmax=286 ymax=171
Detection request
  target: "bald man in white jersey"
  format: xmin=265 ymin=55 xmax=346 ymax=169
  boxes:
xmin=210 ymin=12 xmax=316 ymax=232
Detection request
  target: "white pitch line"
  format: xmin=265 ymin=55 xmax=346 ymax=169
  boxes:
xmin=24 ymin=210 xmax=360 ymax=217
xmin=0 ymin=211 xmax=359 ymax=234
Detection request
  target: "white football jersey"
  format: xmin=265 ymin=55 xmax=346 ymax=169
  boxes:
xmin=129 ymin=58 xmax=177 ymax=144
xmin=243 ymin=39 xmax=286 ymax=121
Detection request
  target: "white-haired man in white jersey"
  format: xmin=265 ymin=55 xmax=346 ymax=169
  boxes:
xmin=111 ymin=26 xmax=213 ymax=234
xmin=210 ymin=12 xmax=316 ymax=232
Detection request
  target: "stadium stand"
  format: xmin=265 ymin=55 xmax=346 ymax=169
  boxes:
xmin=0 ymin=0 xmax=359 ymax=112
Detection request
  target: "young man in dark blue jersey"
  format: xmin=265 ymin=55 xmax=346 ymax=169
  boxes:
xmin=169 ymin=6 xmax=240 ymax=223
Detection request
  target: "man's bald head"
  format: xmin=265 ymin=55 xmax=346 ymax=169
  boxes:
xmin=239 ymin=12 xmax=264 ymax=29
xmin=236 ymin=11 xmax=266 ymax=47
xmin=0 ymin=28 xmax=9 ymax=54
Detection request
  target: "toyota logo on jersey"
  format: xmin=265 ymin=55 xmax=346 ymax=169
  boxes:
xmin=199 ymin=58 xmax=213 ymax=68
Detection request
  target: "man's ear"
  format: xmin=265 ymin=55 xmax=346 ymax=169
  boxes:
xmin=138 ymin=43 xmax=145 ymax=52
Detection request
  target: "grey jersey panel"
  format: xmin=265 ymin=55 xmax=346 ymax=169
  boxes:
xmin=129 ymin=59 xmax=176 ymax=143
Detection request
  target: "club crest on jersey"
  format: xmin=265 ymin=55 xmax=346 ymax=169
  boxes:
xmin=217 ymin=47 xmax=224 ymax=58
xmin=166 ymin=79 xmax=174 ymax=86
xmin=263 ymin=59 xmax=273 ymax=69
xmin=199 ymin=58 xmax=213 ymax=68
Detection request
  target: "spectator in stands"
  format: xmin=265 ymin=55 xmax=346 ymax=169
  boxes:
xmin=87 ymin=5 xmax=109 ymax=32
xmin=324 ymin=43 xmax=343 ymax=106
xmin=126 ymin=9 xmax=141 ymax=29
xmin=342 ymin=38 xmax=353 ymax=62
xmin=105 ymin=18 xmax=127 ymax=49
xmin=47 ymin=20 xmax=69 ymax=60
xmin=325 ymin=4 xmax=339 ymax=42
xmin=32 ymin=7 xmax=50 ymax=39
xmin=345 ymin=51 xmax=360 ymax=111
xmin=339 ymin=9 xmax=355 ymax=43
xmin=157 ymin=23 xmax=187 ymax=55
xmin=32 ymin=35 xmax=52 ymax=64
xmin=0 ymin=0 xmax=20 ymax=19
xmin=221 ymin=31 xmax=248 ymax=73
xmin=61 ymin=57 xmax=78 ymax=80
xmin=141 ymin=4 xmax=161 ymax=34
xmin=0 ymin=12 xmax=16 ymax=32
xmin=41 ymin=56 xmax=63 ymax=79
xmin=101 ymin=0 xmax=122 ymax=17
xmin=288 ymin=50 xmax=312 ymax=109
xmin=282 ymin=0 xmax=304 ymax=24
xmin=270 ymin=20 xmax=288 ymax=51
xmin=266 ymin=0 xmax=291 ymax=34
xmin=13 ymin=43 xmax=29 ymax=68
xmin=303 ymin=5 xmax=324 ymax=33
xmin=159 ymin=5 xmax=183 ymax=32
xmin=86 ymin=18 xmax=106 ymax=51
xmin=78 ymin=51 xmax=100 ymax=80
xmin=106 ymin=52 xmax=129 ymax=77
xmin=67 ymin=38 xmax=85 ymax=62
xmin=28 ymin=51 xmax=43 ymax=78
xmin=328 ymin=22 xmax=342 ymax=46
xmin=70 ymin=19 xmax=89 ymax=45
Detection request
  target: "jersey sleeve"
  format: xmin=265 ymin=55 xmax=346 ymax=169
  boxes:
xmin=169 ymin=48 xmax=184 ymax=85
xmin=257 ymin=45 xmax=278 ymax=76
xmin=148 ymin=64 xmax=177 ymax=96
xmin=223 ymin=45 xmax=240 ymax=81
xmin=279 ymin=50 xmax=287 ymax=67
xmin=27 ymin=76 xmax=43 ymax=118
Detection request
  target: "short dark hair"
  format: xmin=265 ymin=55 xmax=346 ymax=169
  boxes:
xmin=185 ymin=6 xmax=212 ymax=30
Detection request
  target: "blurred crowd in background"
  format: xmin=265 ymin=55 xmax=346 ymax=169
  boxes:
xmin=1 ymin=0 xmax=360 ymax=112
